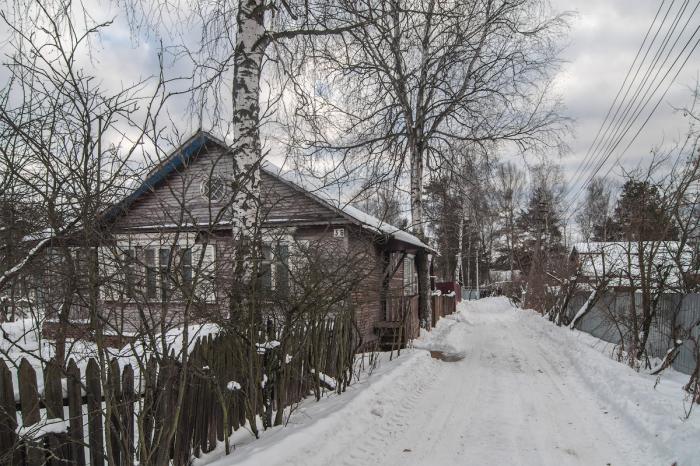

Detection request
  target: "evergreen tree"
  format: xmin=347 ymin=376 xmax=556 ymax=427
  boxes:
xmin=611 ymin=180 xmax=678 ymax=241
xmin=515 ymin=185 xmax=564 ymax=271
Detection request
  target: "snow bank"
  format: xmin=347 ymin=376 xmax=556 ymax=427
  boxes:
xmin=513 ymin=301 xmax=700 ymax=465
xmin=197 ymin=297 xmax=700 ymax=466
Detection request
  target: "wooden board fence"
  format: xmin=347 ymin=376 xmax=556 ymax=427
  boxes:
xmin=431 ymin=295 xmax=457 ymax=328
xmin=0 ymin=314 xmax=357 ymax=465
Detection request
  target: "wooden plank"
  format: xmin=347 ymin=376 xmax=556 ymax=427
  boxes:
xmin=19 ymin=358 xmax=43 ymax=466
xmin=44 ymin=358 xmax=63 ymax=419
xmin=44 ymin=358 xmax=66 ymax=466
xmin=108 ymin=358 xmax=121 ymax=466
xmin=18 ymin=359 xmax=40 ymax=426
xmin=67 ymin=359 xmax=86 ymax=466
xmin=121 ymin=364 xmax=134 ymax=466
xmin=140 ymin=357 xmax=157 ymax=462
xmin=0 ymin=359 xmax=18 ymax=463
xmin=86 ymin=358 xmax=105 ymax=466
xmin=154 ymin=358 xmax=175 ymax=466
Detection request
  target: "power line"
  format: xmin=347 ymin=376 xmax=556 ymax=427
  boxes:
xmin=567 ymin=17 xmax=700 ymax=216
xmin=563 ymin=0 xmax=673 ymax=199
xmin=566 ymin=0 xmax=688 ymax=207
xmin=564 ymin=1 xmax=700 ymax=219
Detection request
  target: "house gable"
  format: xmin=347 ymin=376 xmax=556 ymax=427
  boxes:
xmin=109 ymin=136 xmax=236 ymax=230
xmin=103 ymin=131 xmax=430 ymax=255
xmin=260 ymin=170 xmax=347 ymax=226
xmin=106 ymin=133 xmax=349 ymax=231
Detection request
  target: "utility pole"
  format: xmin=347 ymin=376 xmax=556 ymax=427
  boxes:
xmin=476 ymin=248 xmax=480 ymax=298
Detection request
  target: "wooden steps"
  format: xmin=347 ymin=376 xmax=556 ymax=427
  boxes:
xmin=374 ymin=321 xmax=409 ymax=351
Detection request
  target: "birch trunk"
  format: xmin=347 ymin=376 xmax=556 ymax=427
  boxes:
xmin=409 ymin=142 xmax=431 ymax=328
xmin=231 ymin=0 xmax=266 ymax=246
xmin=230 ymin=0 xmax=266 ymax=318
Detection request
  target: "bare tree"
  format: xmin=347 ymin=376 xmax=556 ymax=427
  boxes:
xmin=493 ymin=161 xmax=526 ymax=290
xmin=298 ymin=0 xmax=568 ymax=324
xmin=576 ymin=177 xmax=614 ymax=242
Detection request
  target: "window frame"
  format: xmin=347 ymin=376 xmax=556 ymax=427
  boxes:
xmin=403 ymin=254 xmax=418 ymax=296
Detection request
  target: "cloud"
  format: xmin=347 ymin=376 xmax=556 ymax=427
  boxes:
xmin=551 ymin=0 xmax=700 ymax=197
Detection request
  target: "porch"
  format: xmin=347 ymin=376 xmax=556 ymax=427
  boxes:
xmin=374 ymin=294 xmax=457 ymax=351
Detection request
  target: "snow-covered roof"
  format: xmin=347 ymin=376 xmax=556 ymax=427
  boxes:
xmin=571 ymin=241 xmax=694 ymax=288
xmin=261 ymin=161 xmax=433 ymax=251
xmin=488 ymin=270 xmax=521 ymax=283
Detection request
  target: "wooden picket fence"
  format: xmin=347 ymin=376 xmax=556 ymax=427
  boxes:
xmin=0 ymin=315 xmax=356 ymax=466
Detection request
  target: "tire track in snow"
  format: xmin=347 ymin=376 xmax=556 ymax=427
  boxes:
xmin=342 ymin=359 xmax=444 ymax=466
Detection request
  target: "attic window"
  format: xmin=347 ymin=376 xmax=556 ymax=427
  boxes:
xmin=200 ymin=177 xmax=226 ymax=202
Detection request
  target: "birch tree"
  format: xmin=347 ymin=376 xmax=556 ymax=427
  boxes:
xmin=297 ymin=0 xmax=568 ymax=324
xmin=116 ymin=0 xmax=372 ymax=320
xmin=493 ymin=162 xmax=526 ymax=283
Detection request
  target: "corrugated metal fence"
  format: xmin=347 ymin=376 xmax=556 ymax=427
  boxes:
xmin=566 ymin=292 xmax=700 ymax=374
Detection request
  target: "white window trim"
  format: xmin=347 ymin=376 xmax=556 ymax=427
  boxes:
xmin=100 ymin=234 xmax=215 ymax=303
xmin=403 ymin=254 xmax=418 ymax=296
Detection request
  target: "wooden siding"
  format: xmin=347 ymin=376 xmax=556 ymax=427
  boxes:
xmin=113 ymin=141 xmax=235 ymax=229
xmin=346 ymin=230 xmax=384 ymax=347
xmin=111 ymin=143 xmax=345 ymax=230
xmin=260 ymin=171 xmax=345 ymax=225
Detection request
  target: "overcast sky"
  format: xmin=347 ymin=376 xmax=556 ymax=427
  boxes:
xmin=549 ymin=0 xmax=700 ymax=207
xmin=2 ymin=0 xmax=699 ymax=209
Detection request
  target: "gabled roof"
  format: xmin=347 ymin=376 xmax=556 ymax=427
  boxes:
xmin=101 ymin=131 xmax=210 ymax=223
xmin=103 ymin=131 xmax=432 ymax=251
xmin=261 ymin=162 xmax=432 ymax=251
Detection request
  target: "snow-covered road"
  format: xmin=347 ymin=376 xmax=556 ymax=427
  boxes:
xmin=207 ymin=298 xmax=699 ymax=466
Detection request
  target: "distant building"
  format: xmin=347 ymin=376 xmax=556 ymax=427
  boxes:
xmin=570 ymin=241 xmax=695 ymax=291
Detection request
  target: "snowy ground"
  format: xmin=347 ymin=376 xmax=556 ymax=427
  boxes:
xmin=203 ymin=297 xmax=700 ymax=466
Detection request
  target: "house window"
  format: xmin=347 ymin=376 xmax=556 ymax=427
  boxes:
xmin=145 ymin=249 xmax=157 ymax=300
xmin=403 ymin=254 xmax=418 ymax=296
xmin=275 ymin=244 xmax=289 ymax=294
xmin=259 ymin=242 xmax=289 ymax=294
xmin=200 ymin=176 xmax=226 ymax=202
xmin=159 ymin=248 xmax=171 ymax=301
xmin=181 ymin=248 xmax=192 ymax=290
xmin=124 ymin=247 xmax=141 ymax=296
xmin=260 ymin=244 xmax=273 ymax=290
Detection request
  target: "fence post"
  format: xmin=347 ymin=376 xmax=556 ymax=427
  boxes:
xmin=19 ymin=358 xmax=42 ymax=466
xmin=0 ymin=359 xmax=18 ymax=463
xmin=86 ymin=358 xmax=105 ymax=466
xmin=66 ymin=359 xmax=86 ymax=466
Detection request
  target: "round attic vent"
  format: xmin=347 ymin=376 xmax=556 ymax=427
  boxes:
xmin=200 ymin=176 xmax=226 ymax=202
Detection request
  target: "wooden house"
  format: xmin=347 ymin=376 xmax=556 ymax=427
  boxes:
xmin=570 ymin=241 xmax=694 ymax=292
xmin=42 ymin=131 xmax=433 ymax=349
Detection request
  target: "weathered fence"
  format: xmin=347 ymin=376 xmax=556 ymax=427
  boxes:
xmin=431 ymin=295 xmax=456 ymax=328
xmin=565 ymin=291 xmax=700 ymax=375
xmin=0 ymin=316 xmax=356 ymax=465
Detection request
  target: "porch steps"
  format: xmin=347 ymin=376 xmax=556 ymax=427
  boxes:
xmin=374 ymin=321 xmax=409 ymax=351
